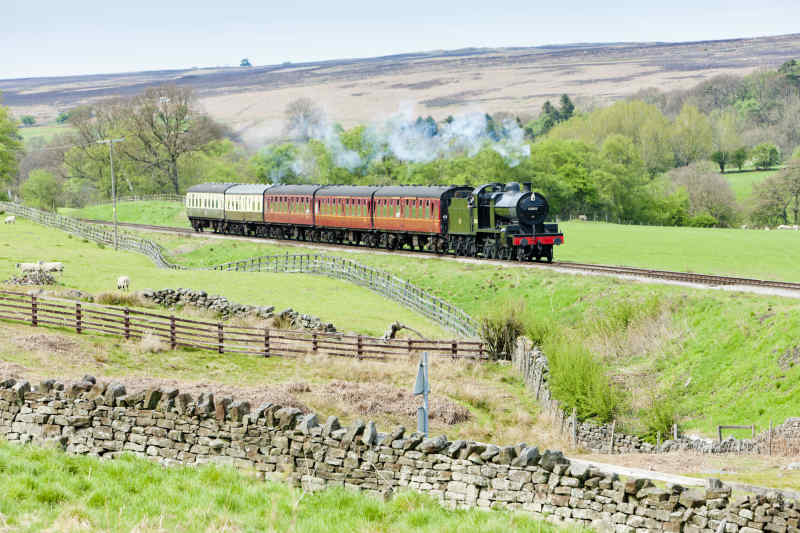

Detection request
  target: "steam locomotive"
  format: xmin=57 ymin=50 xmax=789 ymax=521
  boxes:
xmin=186 ymin=182 xmax=564 ymax=261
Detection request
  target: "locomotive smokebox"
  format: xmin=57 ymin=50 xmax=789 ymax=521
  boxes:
xmin=493 ymin=188 xmax=550 ymax=231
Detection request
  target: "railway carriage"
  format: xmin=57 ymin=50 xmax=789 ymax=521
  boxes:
xmin=314 ymin=186 xmax=378 ymax=245
xmin=186 ymin=183 xmax=237 ymax=232
xmin=222 ymin=184 xmax=271 ymax=235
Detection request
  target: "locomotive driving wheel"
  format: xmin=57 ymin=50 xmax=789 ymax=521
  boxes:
xmin=545 ymin=246 xmax=553 ymax=263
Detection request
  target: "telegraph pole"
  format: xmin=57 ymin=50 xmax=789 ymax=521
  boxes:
xmin=97 ymin=138 xmax=125 ymax=250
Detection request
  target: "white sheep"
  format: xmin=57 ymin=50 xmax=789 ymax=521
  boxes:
xmin=4 ymin=215 xmax=15 ymax=224
xmin=15 ymin=261 xmax=63 ymax=273
xmin=117 ymin=275 xmax=130 ymax=291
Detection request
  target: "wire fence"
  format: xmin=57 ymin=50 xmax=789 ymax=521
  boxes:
xmin=0 ymin=290 xmax=485 ymax=360
xmin=0 ymin=202 xmax=479 ymax=337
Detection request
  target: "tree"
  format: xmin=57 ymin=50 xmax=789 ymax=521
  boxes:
xmin=121 ymin=85 xmax=223 ymax=194
xmin=559 ymin=94 xmax=575 ymax=121
xmin=240 ymin=58 xmax=252 ymax=67
xmin=21 ymin=169 xmax=60 ymax=211
xmin=0 ymin=100 xmax=22 ymax=192
xmin=671 ymin=104 xmax=713 ymax=166
xmin=666 ymin=161 xmax=738 ymax=226
xmin=284 ymin=97 xmax=325 ymax=141
xmin=751 ymin=143 xmax=781 ymax=169
xmin=710 ymin=151 xmax=729 ymax=172
xmin=20 ymin=115 xmax=35 ymax=126
xmin=732 ymin=147 xmax=749 ymax=171
xmin=55 ymin=111 xmax=70 ymax=124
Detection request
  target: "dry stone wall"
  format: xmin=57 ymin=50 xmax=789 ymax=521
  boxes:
xmin=1 ymin=375 xmax=798 ymax=533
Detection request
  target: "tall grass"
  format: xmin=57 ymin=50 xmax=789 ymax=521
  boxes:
xmin=0 ymin=440 xmax=584 ymax=532
xmin=544 ymin=333 xmax=625 ymax=423
xmin=479 ymin=300 xmax=525 ymax=361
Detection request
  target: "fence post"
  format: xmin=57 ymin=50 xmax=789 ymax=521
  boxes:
xmin=451 ymin=341 xmax=457 ymax=359
xmin=751 ymin=424 xmax=755 ymax=439
xmin=312 ymin=332 xmax=318 ymax=352
xmin=657 ymin=432 xmax=661 ymax=452
xmin=218 ymin=323 xmax=224 ymax=354
xmin=673 ymin=423 xmax=678 ymax=440
xmin=124 ymin=308 xmax=130 ymax=339
xmin=357 ymin=335 xmax=363 ymax=360
xmin=571 ymin=407 xmax=578 ymax=446
xmin=718 ymin=425 xmax=722 ymax=443
xmin=31 ymin=295 xmax=38 ymax=327
xmin=609 ymin=420 xmax=616 ymax=453
xmin=75 ymin=302 xmax=82 ymax=334
xmin=769 ymin=420 xmax=773 ymax=456
xmin=264 ymin=328 xmax=270 ymax=357
xmin=169 ymin=316 xmax=176 ymax=350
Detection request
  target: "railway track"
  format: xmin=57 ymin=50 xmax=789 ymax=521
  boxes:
xmin=82 ymin=219 xmax=800 ymax=293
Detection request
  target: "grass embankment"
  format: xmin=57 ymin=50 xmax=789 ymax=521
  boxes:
xmin=0 ymin=441 xmax=570 ymax=533
xmin=62 ymin=200 xmax=800 ymax=282
xmin=60 ymin=201 xmax=191 ymax=229
xmin=0 ymin=219 xmax=446 ymax=338
xmin=146 ymin=231 xmax=800 ymax=440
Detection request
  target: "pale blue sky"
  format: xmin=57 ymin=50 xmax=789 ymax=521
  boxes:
xmin=3 ymin=0 xmax=798 ymax=79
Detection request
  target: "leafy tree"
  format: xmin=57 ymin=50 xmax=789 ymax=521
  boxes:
xmin=251 ymin=143 xmax=299 ymax=184
xmin=671 ymin=104 xmax=712 ymax=166
xmin=732 ymin=147 xmax=749 ymax=171
xmin=240 ymin=58 xmax=252 ymax=67
xmin=121 ymin=85 xmax=223 ymax=194
xmin=55 ymin=111 xmax=70 ymax=124
xmin=779 ymin=59 xmax=800 ymax=83
xmin=559 ymin=94 xmax=575 ymax=121
xmin=666 ymin=162 xmax=738 ymax=226
xmin=0 ymin=101 xmax=22 ymax=192
xmin=710 ymin=151 xmax=729 ymax=172
xmin=751 ymin=143 xmax=781 ymax=170
xmin=21 ymin=169 xmax=61 ymax=211
xmin=20 ymin=115 xmax=35 ymax=126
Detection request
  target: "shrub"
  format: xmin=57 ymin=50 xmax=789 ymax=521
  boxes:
xmin=479 ymin=301 xmax=525 ymax=360
xmin=95 ymin=291 xmax=143 ymax=307
xmin=639 ymin=392 xmax=679 ymax=444
xmin=545 ymin=335 xmax=625 ymax=423
xmin=526 ymin=314 xmax=553 ymax=347
xmin=687 ymin=213 xmax=718 ymax=227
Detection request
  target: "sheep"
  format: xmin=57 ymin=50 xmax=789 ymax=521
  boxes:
xmin=4 ymin=215 xmax=15 ymax=224
xmin=578 ymin=214 xmax=588 ymax=221
xmin=117 ymin=275 xmax=130 ymax=291
xmin=15 ymin=261 xmax=63 ymax=273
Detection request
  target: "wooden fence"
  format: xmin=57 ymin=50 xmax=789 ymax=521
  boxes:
xmin=0 ymin=290 xmax=485 ymax=360
xmin=0 ymin=202 xmax=480 ymax=337
xmin=85 ymin=194 xmax=185 ymax=206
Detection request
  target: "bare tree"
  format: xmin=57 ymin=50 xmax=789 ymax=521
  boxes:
xmin=284 ymin=97 xmax=325 ymax=141
xmin=122 ymin=85 xmax=222 ymax=194
xmin=667 ymin=161 xmax=738 ymax=226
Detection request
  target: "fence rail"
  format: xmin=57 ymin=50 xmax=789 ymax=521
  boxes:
xmin=86 ymin=194 xmax=185 ymax=205
xmin=0 ymin=202 xmax=479 ymax=337
xmin=0 ymin=290 xmax=484 ymax=360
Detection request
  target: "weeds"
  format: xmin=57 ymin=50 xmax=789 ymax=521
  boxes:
xmin=639 ymin=391 xmax=679 ymax=444
xmin=479 ymin=300 xmax=525 ymax=361
xmin=95 ymin=291 xmax=144 ymax=307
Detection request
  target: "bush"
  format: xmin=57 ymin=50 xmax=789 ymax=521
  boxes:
xmin=95 ymin=291 xmax=143 ymax=307
xmin=639 ymin=393 xmax=679 ymax=444
xmin=687 ymin=213 xmax=718 ymax=227
xmin=479 ymin=301 xmax=525 ymax=360
xmin=751 ymin=143 xmax=781 ymax=169
xmin=545 ymin=335 xmax=625 ymax=423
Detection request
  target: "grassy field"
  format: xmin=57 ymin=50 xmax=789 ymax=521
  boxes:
xmin=0 ymin=219 xmax=447 ymax=338
xmin=0 ymin=441 xmax=572 ymax=533
xmin=138 ymin=230 xmax=800 ymax=439
xmin=60 ymin=201 xmax=191 ymax=229
xmin=62 ymin=201 xmax=800 ymax=282
xmin=722 ymin=169 xmax=777 ymax=202
xmin=18 ymin=124 xmax=75 ymax=144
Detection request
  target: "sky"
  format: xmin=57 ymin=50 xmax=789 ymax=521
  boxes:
xmin=3 ymin=0 xmax=799 ymax=80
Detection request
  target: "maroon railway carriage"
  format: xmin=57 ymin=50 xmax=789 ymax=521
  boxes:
xmin=263 ymin=184 xmax=317 ymax=227
xmin=314 ymin=186 xmax=378 ymax=230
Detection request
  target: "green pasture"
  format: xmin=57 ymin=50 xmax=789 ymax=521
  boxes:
xmin=722 ymin=169 xmax=777 ymax=202
xmin=60 ymin=201 xmax=191 ymax=229
xmin=0 ymin=219 xmax=446 ymax=338
xmin=0 ymin=441 xmax=573 ymax=533
xmin=18 ymin=124 xmax=75 ymax=144
xmin=556 ymin=220 xmax=800 ymax=282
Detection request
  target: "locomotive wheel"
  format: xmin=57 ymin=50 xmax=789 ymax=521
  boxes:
xmin=516 ymin=248 xmax=525 ymax=262
xmin=545 ymin=247 xmax=553 ymax=263
xmin=467 ymin=242 xmax=477 ymax=257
